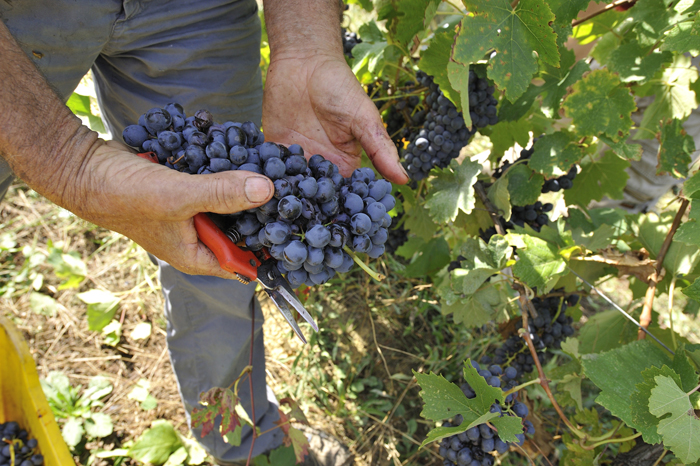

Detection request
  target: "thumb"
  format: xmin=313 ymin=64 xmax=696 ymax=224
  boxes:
xmin=353 ymin=98 xmax=410 ymax=185
xmin=180 ymin=170 xmax=274 ymax=215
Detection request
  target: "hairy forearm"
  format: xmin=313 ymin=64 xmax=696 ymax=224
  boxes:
xmin=263 ymin=0 xmax=344 ymax=60
xmin=0 ymin=21 xmax=101 ymax=211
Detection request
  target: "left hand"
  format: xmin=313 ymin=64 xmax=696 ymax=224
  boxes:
xmin=262 ymin=53 xmax=409 ymax=185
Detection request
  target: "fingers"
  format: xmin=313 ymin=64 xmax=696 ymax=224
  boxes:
xmin=352 ymin=97 xmax=410 ymax=185
xmin=177 ymin=169 xmax=274 ymax=216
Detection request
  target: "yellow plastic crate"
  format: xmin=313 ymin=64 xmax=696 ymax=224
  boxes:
xmin=0 ymin=315 xmax=75 ymax=466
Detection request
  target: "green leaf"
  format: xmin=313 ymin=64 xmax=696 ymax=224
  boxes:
xmin=509 ymin=234 xmax=567 ymax=290
xmin=451 ymin=236 xmax=510 ymax=295
xmin=129 ymin=379 xmax=158 ymax=411
xmin=506 ymin=164 xmax=544 ymax=206
xmin=62 ymin=417 xmax=84 ymax=448
xmin=558 ymin=374 xmax=584 ymax=410
xmin=649 ymin=375 xmax=700 ymax=463
xmin=487 ymin=175 xmax=511 ymax=221
xmin=487 ymin=119 xmax=532 ymax=161
xmin=129 ymin=420 xmax=183 ymax=466
xmin=578 ymin=310 xmax=640 ymax=354
xmin=85 ymin=412 xmax=113 ymax=439
xmin=77 ymin=289 xmax=121 ymax=332
xmin=630 ymin=365 xmax=683 ymax=444
xmin=447 ymin=61 xmax=471 ymax=122
xmin=657 ymin=118 xmax=696 ymax=178
xmin=254 ymin=445 xmax=297 ymax=466
xmin=453 ymin=0 xmax=559 ymax=102
xmin=608 ymin=40 xmax=673 ymax=83
xmin=564 ymin=151 xmax=630 ymax=207
xmin=101 ymin=321 xmax=121 ymax=347
xmin=684 ymin=170 xmax=700 ymax=197
xmin=599 ymin=135 xmax=644 ymax=161
xmin=490 ymin=415 xmax=524 ymax=443
xmin=541 ymin=59 xmax=590 ymax=119
xmin=395 ymin=0 xmax=439 ymax=45
xmin=66 ymin=93 xmax=106 ymax=134
xmin=562 ymin=69 xmax=637 ymax=142
xmin=661 ymin=14 xmax=700 ymax=56
xmin=438 ymin=276 xmax=512 ymax=328
xmin=395 ymin=236 xmax=424 ymax=259
xmin=425 ymin=159 xmax=481 ymax=223
xmin=627 ymin=0 xmax=678 ymax=45
xmin=404 ymin=237 xmax=451 ymax=278
xmin=631 ymin=210 xmax=700 ymax=276
xmin=683 ymin=277 xmax=700 ymax=302
xmin=637 ymin=54 xmax=698 ymax=139
xmin=581 ymin=340 xmax=672 ymax=431
xmin=30 ymin=292 xmax=60 ymax=316
xmin=404 ymin=203 xmax=437 ymax=242
xmin=528 ymin=131 xmax=584 ymax=177
xmin=419 ymin=27 xmax=462 ymax=112
xmin=673 ymin=344 xmax=700 ymax=393
xmin=549 ymin=0 xmax=592 ymax=25
xmin=163 ymin=447 xmax=188 ymax=466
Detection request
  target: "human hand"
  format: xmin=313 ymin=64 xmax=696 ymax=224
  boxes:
xmin=65 ymin=140 xmax=274 ymax=278
xmin=262 ymin=54 xmax=409 ymax=185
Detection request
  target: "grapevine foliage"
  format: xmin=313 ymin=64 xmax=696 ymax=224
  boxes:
xmin=344 ymin=0 xmax=700 ymax=464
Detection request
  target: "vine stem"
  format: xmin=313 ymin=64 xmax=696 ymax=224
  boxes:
xmin=245 ymin=304 xmax=257 ymax=466
xmin=687 ymin=382 xmax=700 ymax=396
xmin=503 ymin=378 xmax=541 ymax=397
xmin=638 ymin=198 xmax=689 ymax=339
xmin=580 ymin=432 xmax=641 ymax=450
xmin=517 ymin=291 xmax=586 ymax=439
xmin=571 ymin=0 xmax=638 ymax=27
xmin=652 ymin=449 xmax=668 ymax=466
xmin=343 ymin=245 xmax=385 ymax=281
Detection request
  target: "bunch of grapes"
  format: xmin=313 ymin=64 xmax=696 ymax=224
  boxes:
xmin=438 ymin=361 xmax=534 ymax=466
xmin=341 ymin=28 xmax=361 ymax=58
xmin=0 ymin=422 xmax=44 ymax=466
xmin=401 ymin=71 xmax=498 ymax=180
xmin=123 ymin=105 xmax=396 ymax=288
xmin=491 ymin=293 xmax=578 ymax=381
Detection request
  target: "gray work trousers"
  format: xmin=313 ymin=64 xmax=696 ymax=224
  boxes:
xmin=0 ymin=0 xmax=283 ymax=461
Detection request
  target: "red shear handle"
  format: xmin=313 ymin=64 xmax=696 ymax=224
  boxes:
xmin=136 ymin=152 xmax=261 ymax=280
xmin=193 ymin=213 xmax=260 ymax=280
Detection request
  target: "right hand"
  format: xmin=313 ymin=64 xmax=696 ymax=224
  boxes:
xmin=68 ymin=139 xmax=273 ymax=279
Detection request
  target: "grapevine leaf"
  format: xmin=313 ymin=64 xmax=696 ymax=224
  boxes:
xmin=509 ymin=234 xmax=567 ymax=290
xmin=404 ymin=202 xmax=437 ymax=242
xmin=497 ymin=82 xmax=540 ymax=121
xmin=490 ymin=415 xmax=524 ymax=443
xmin=657 ymin=118 xmax=697 ymax=178
xmin=462 ymin=358 xmax=505 ymax=410
xmin=677 ymin=219 xmax=700 ymax=248
xmin=683 ymin=0 xmax=700 ymax=14
xmin=358 ymin=21 xmax=385 ymax=43
xmin=395 ymin=236 xmax=424 ymax=260
xmin=649 ymin=375 xmax=700 ymax=463
xmin=578 ymin=310 xmax=639 ymax=354
xmin=558 ymin=374 xmax=584 ymax=411
xmin=453 ymin=0 xmax=559 ymax=102
xmin=528 ymin=131 xmax=584 ymax=177
xmin=425 ymin=159 xmax=481 ymax=223
xmin=191 ymin=387 xmax=242 ymax=439
xmin=562 ymin=69 xmax=637 ymax=142
xmin=424 ymin=0 xmax=442 ymax=28
xmin=549 ymin=0 xmax=591 ymax=25
xmin=404 ymin=237 xmax=451 ymax=278
xmin=451 ymin=236 xmax=510 ymax=295
xmin=287 ymin=427 xmax=310 ymax=463
xmin=540 ymin=58 xmax=590 ymax=119
xmin=673 ymin=345 xmax=700 ymax=393
xmin=447 ymin=61 xmax=472 ymax=123
xmin=684 ymin=171 xmax=700 ymax=197
xmin=631 ymin=365 xmax=683 ymax=444
xmin=598 ymin=135 xmax=644 ymax=161
xmin=683 ymin=277 xmax=700 ymax=302
xmin=422 ymin=415 xmax=500 ymax=445
xmin=662 ymin=14 xmax=700 ymax=56
xmin=564 ymin=151 xmax=630 ymax=207
xmin=487 ymin=119 xmax=532 ymax=161
xmin=631 ymin=210 xmax=700 ymax=276
xmin=637 ymin=54 xmax=698 ymax=139
xmin=419 ymin=27 xmax=461 ymax=111
xmin=581 ymin=340 xmax=672 ymax=431
xmin=440 ymin=280 xmax=511 ymax=328
xmin=506 ymin=164 xmax=544 ymax=206
xmin=395 ymin=0 xmax=439 ymax=45
xmin=487 ymin=175 xmax=511 ymax=221
xmin=608 ymin=40 xmax=673 ymax=84
xmin=627 ymin=0 xmax=677 ymax=46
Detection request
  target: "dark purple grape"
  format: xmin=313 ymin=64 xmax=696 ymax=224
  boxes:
xmin=284 ymin=240 xmax=308 ymax=265
xmin=123 ymin=125 xmax=150 ymax=147
xmin=350 ymin=213 xmax=372 ymax=235
xmin=229 ymin=145 xmax=248 ymax=164
xmin=238 ymin=163 xmax=262 ymax=174
xmin=305 ymin=225 xmax=331 ymax=248
xmin=264 ymin=157 xmax=287 ymax=180
xmin=278 ymin=196 xmax=302 ymax=221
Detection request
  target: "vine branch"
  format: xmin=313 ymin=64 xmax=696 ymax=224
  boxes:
xmin=638 ymin=198 xmax=689 ymax=339
xmin=571 ymin=0 xmax=638 ymax=27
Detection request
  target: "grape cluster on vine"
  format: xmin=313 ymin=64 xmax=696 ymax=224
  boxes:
xmin=123 ymin=105 xmax=396 ymax=288
xmin=0 ymin=421 xmax=44 ymax=466
xmin=341 ymin=28 xmax=361 ymax=58
xmin=401 ymin=71 xmax=498 ymax=180
xmin=438 ymin=361 xmax=534 ymax=466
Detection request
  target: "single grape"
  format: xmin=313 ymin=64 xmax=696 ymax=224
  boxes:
xmin=264 ymin=222 xmax=291 ymax=245
xmin=350 ymin=213 xmax=372 ymax=235
xmin=264 ymin=157 xmax=287 ymax=180
xmin=298 ymin=177 xmax=319 ymax=198
xmin=123 ymin=124 xmax=150 ymax=147
xmin=284 ymin=240 xmax=308 ymax=265
xmin=238 ymin=163 xmax=262 ymax=174
xmin=229 ymin=145 xmax=248 ymax=164
xmin=305 ymin=225 xmax=331 ymax=248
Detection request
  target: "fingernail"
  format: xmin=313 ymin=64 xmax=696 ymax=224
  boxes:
xmin=399 ymin=162 xmax=409 ymax=179
xmin=244 ymin=177 xmax=272 ymax=203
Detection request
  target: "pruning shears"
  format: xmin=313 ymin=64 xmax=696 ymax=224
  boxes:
xmin=137 ymin=151 xmax=319 ymax=343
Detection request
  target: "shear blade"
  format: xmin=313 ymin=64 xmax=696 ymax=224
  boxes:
xmin=266 ymin=289 xmax=307 ymax=344
xmin=276 ymin=285 xmax=319 ymax=332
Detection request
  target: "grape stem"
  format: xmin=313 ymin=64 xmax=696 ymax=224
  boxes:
xmin=579 ymin=432 xmax=641 ymax=450
xmin=503 ymin=378 xmax=541 ymax=397
xmin=343 ymin=245 xmax=386 ymax=281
